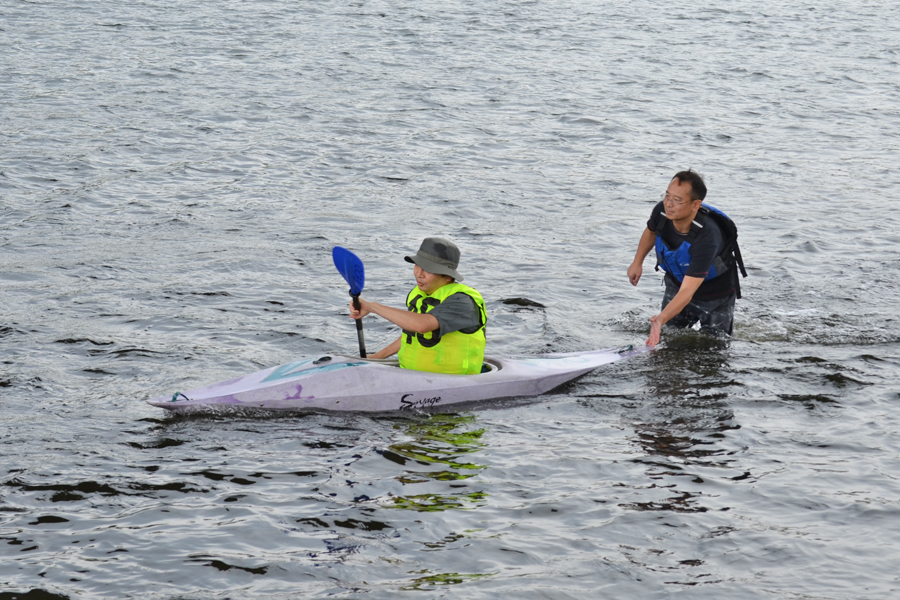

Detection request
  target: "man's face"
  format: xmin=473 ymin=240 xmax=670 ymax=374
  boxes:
xmin=663 ymin=179 xmax=701 ymax=220
xmin=414 ymin=264 xmax=451 ymax=295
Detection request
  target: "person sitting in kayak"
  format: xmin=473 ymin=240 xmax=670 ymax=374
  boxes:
xmin=348 ymin=237 xmax=487 ymax=375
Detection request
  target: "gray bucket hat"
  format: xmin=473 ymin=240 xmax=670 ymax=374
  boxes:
xmin=404 ymin=237 xmax=464 ymax=282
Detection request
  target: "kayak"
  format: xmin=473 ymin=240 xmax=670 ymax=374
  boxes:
xmin=146 ymin=346 xmax=648 ymax=414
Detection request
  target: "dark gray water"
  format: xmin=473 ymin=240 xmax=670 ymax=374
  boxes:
xmin=2 ymin=1 xmax=900 ymax=598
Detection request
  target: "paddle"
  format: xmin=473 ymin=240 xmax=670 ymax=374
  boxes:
xmin=332 ymin=246 xmax=367 ymax=358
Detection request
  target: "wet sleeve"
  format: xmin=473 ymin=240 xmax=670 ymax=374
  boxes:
xmin=429 ymin=293 xmax=483 ymax=336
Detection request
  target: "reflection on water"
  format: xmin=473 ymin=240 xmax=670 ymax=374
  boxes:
xmin=624 ymin=333 xmax=741 ymax=514
xmin=401 ymin=570 xmax=496 ymax=592
xmin=382 ymin=414 xmax=488 ymax=512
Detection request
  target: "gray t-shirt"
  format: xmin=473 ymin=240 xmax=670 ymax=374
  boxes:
xmin=429 ymin=293 xmax=483 ymax=336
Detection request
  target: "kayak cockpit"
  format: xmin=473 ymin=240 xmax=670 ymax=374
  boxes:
xmin=333 ymin=354 xmax=500 ymax=374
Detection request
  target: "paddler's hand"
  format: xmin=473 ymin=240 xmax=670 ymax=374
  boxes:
xmin=646 ymin=314 xmax=662 ymax=348
xmin=348 ymin=297 xmax=372 ymax=320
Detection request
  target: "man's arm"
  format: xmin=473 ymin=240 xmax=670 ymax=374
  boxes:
xmin=628 ymin=227 xmax=657 ymax=286
xmin=646 ymin=275 xmax=704 ymax=347
xmin=369 ymin=336 xmax=401 ymax=359
xmin=427 ymin=293 xmax=482 ymax=336
xmin=349 ymin=298 xmax=438 ymax=333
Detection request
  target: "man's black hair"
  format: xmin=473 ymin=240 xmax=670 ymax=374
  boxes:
xmin=673 ymin=169 xmax=707 ymax=201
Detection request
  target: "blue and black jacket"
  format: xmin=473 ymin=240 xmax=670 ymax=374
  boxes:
xmin=652 ymin=204 xmax=748 ymax=299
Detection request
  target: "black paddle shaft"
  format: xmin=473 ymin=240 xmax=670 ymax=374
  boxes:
xmin=352 ymin=294 xmax=367 ymax=358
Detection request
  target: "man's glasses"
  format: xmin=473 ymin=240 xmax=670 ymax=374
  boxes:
xmin=660 ymin=192 xmax=693 ymax=207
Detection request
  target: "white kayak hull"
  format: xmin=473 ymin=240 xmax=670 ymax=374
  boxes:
xmin=146 ymin=346 xmax=648 ymax=413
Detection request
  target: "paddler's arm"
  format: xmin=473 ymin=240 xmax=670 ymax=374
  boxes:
xmin=647 ymin=275 xmax=704 ymax=347
xmin=368 ymin=336 xmax=401 ymax=359
xmin=349 ymin=297 xmax=439 ymax=333
xmin=627 ymin=227 xmax=657 ymax=286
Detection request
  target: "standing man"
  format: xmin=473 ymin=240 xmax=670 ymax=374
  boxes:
xmin=627 ymin=170 xmax=746 ymax=347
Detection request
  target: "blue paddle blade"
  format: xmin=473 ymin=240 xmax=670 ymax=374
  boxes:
xmin=332 ymin=246 xmax=365 ymax=296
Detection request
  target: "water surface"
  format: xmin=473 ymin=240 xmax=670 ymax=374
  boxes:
xmin=2 ymin=1 xmax=899 ymax=598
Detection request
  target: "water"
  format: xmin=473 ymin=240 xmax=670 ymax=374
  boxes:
xmin=2 ymin=0 xmax=900 ymax=597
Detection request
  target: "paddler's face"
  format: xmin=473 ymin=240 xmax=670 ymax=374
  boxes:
xmin=414 ymin=265 xmax=451 ymax=295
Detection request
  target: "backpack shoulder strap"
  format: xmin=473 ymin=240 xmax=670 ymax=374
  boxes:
xmin=651 ymin=208 xmax=669 ymax=236
xmin=686 ymin=206 xmax=709 ymax=243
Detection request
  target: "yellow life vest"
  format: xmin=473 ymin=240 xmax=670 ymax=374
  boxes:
xmin=397 ymin=282 xmax=487 ymax=375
